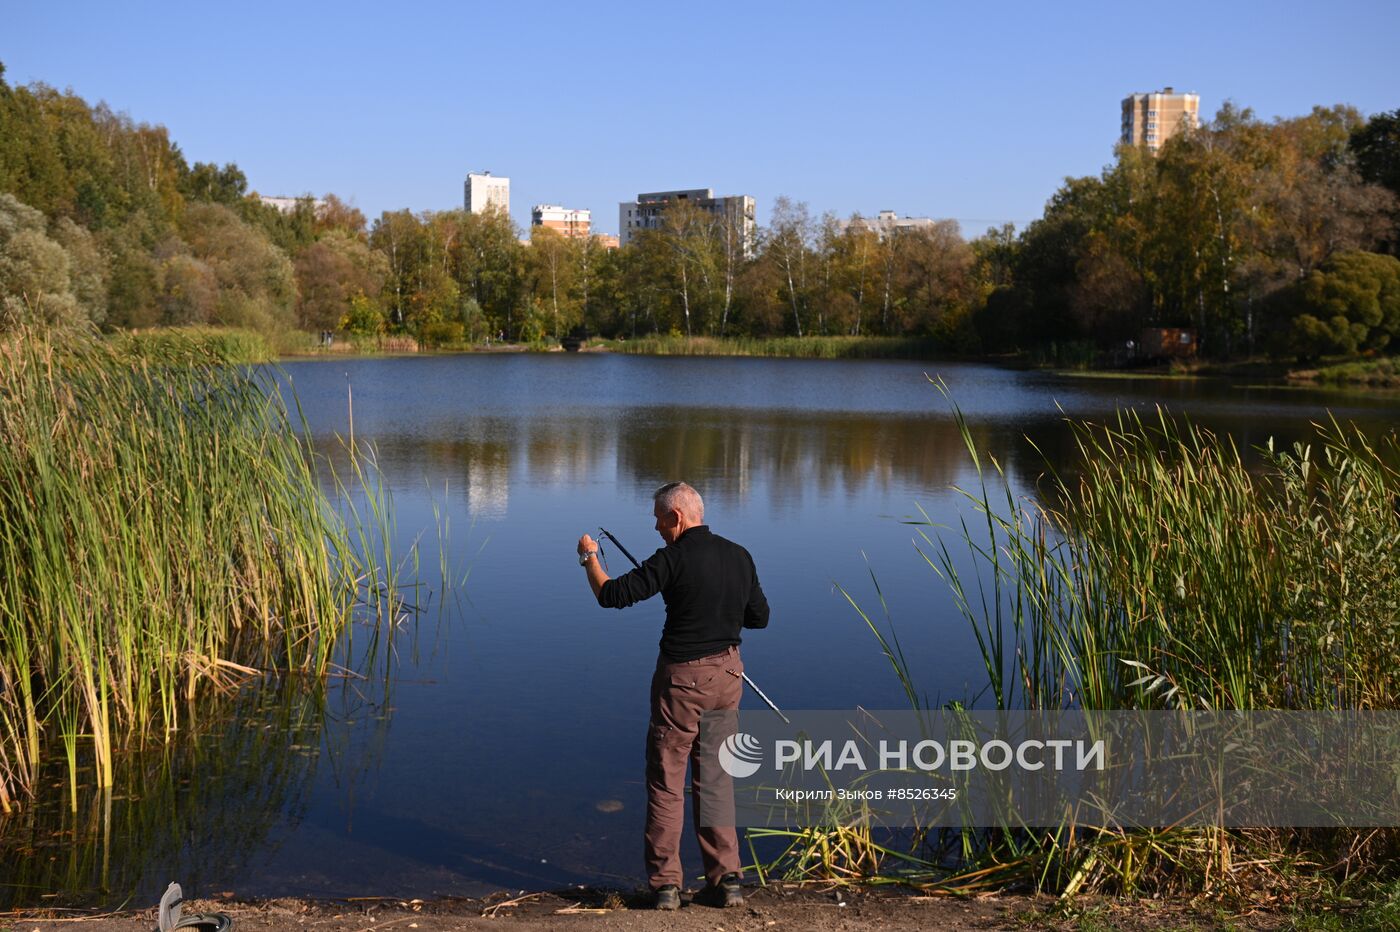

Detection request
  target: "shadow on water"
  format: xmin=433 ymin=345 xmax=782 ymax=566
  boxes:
xmin=0 ymin=556 xmax=453 ymax=909
xmin=0 ymin=678 xmax=331 ymax=909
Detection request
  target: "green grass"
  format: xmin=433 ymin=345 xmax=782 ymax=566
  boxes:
xmin=0 ymin=328 xmax=400 ymax=813
xmin=604 ymin=334 xmax=945 ymax=360
xmin=1286 ymin=881 xmax=1400 ymax=930
xmin=110 ymin=326 xmax=273 ymax=364
xmin=1290 ymin=356 xmax=1400 ymax=388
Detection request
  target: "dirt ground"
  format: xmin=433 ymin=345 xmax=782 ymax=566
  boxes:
xmin=1 ymin=884 xmax=1294 ymax=931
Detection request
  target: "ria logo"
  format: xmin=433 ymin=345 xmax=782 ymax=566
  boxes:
xmin=718 ymin=732 xmax=763 ymax=778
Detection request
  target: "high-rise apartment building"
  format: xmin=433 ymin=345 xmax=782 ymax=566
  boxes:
xmin=464 ymin=171 xmax=510 ymax=215
xmin=618 ymin=188 xmax=756 ymax=251
xmin=1121 ymin=88 xmax=1200 ymax=153
xmin=531 ymin=205 xmax=592 ymax=238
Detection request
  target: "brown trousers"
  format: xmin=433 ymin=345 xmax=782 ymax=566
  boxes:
xmin=645 ymin=645 xmax=743 ymax=889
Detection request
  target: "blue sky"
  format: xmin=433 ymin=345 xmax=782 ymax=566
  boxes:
xmin=5 ymin=1 xmax=1398 ymax=236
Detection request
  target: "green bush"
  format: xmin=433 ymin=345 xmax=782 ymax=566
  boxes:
xmin=418 ymin=320 xmax=466 ymax=349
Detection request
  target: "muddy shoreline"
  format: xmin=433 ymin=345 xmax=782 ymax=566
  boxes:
xmin=2 ymin=884 xmax=1295 ymax=930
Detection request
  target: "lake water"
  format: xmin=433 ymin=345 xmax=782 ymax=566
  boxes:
xmin=4 ymin=354 xmax=1398 ymax=906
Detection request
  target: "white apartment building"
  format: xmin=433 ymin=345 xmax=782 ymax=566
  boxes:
xmin=618 ymin=188 xmax=756 ymax=250
xmin=464 ymin=171 xmax=511 ymax=214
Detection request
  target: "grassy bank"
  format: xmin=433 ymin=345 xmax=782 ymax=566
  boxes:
xmin=113 ymin=326 xmax=275 ymax=364
xmin=0 ymin=329 xmax=395 ymax=813
xmin=782 ymin=393 xmax=1400 ymax=903
xmin=603 ymin=334 xmax=944 ymax=360
xmin=1289 ymin=355 xmax=1400 ymax=388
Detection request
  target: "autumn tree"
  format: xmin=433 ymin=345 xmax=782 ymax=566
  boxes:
xmin=445 ymin=206 xmax=522 ymax=336
xmin=178 ymin=202 xmax=296 ymax=332
xmin=369 ymin=209 xmax=420 ymax=329
xmin=316 ymin=194 xmax=368 ymax=237
xmin=293 ymin=232 xmax=387 ymax=331
xmin=0 ymin=193 xmax=93 ymax=328
xmin=525 ymin=226 xmax=578 ymax=338
xmin=1273 ymin=250 xmax=1400 ymax=357
xmin=819 ymin=219 xmax=880 ymax=336
xmin=184 ymin=162 xmax=248 ymax=206
xmin=619 ymin=229 xmax=675 ymax=335
xmin=764 ymin=196 xmax=814 ymax=336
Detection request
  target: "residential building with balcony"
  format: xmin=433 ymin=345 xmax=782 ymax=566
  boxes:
xmin=1121 ymin=87 xmax=1200 ymax=153
xmin=531 ymin=204 xmax=592 ymax=238
xmin=618 ymin=188 xmax=756 ymax=251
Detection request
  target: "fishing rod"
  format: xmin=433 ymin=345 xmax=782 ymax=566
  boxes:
xmin=598 ymin=527 xmax=791 ymax=725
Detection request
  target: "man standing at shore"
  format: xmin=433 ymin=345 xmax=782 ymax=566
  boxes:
xmin=577 ymin=481 xmax=770 ymax=910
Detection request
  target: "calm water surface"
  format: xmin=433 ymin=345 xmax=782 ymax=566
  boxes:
xmin=5 ymin=354 xmax=1398 ymax=905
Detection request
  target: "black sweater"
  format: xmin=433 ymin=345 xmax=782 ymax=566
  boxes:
xmin=597 ymin=526 xmax=769 ymax=661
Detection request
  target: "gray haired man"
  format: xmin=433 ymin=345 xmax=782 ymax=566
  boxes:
xmin=578 ymin=482 xmax=770 ymax=909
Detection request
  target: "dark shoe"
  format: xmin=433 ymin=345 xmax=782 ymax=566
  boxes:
xmin=718 ymin=872 xmax=743 ymax=908
xmin=654 ymin=885 xmax=680 ymax=911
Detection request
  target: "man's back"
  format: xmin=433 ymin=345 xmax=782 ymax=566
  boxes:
xmin=597 ymin=525 xmax=769 ymax=661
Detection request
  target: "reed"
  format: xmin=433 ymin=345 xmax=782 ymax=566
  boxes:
xmin=930 ymin=398 xmax=1400 ymax=714
xmin=111 ymin=326 xmax=273 ymax=364
xmin=760 ymin=385 xmax=1400 ymax=899
xmin=0 ymin=328 xmax=394 ymax=812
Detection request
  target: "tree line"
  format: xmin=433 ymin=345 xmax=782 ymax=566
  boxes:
xmin=986 ymin=103 xmax=1400 ymax=360
xmin=2 ymin=60 xmax=1397 ymax=360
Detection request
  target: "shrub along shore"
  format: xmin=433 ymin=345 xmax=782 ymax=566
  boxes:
xmin=274 ymin=324 xmax=1400 ymax=387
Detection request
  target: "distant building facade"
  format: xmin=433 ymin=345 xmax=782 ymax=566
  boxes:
xmin=1121 ymin=87 xmax=1200 ymax=153
xmin=838 ymin=210 xmax=942 ymax=237
xmin=618 ymin=188 xmax=756 ymax=250
xmin=593 ymin=234 xmax=620 ymax=250
xmin=531 ymin=204 xmax=592 ymax=238
xmin=464 ymin=171 xmax=510 ymax=215
xmin=1138 ymin=327 xmax=1198 ymax=360
xmin=253 ymin=194 xmax=326 ymax=214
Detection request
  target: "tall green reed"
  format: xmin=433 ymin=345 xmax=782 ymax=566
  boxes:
xmin=919 ymin=390 xmax=1400 ymax=895
xmin=761 ymin=384 xmax=1400 ymax=896
xmin=0 ymin=329 xmax=397 ymax=812
xmin=927 ymin=396 xmax=1400 ymax=714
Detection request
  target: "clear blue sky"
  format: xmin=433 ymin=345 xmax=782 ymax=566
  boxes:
xmin=5 ymin=1 xmax=1398 ymax=236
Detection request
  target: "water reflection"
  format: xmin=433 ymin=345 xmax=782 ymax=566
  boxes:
xmin=361 ymin=410 xmax=987 ymax=516
xmin=0 ymin=604 xmax=407 ymax=908
xmin=320 ymin=401 xmax=1398 ymax=522
xmin=8 ymin=355 xmax=1400 ymax=905
xmin=0 ymin=682 xmax=332 ymax=908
